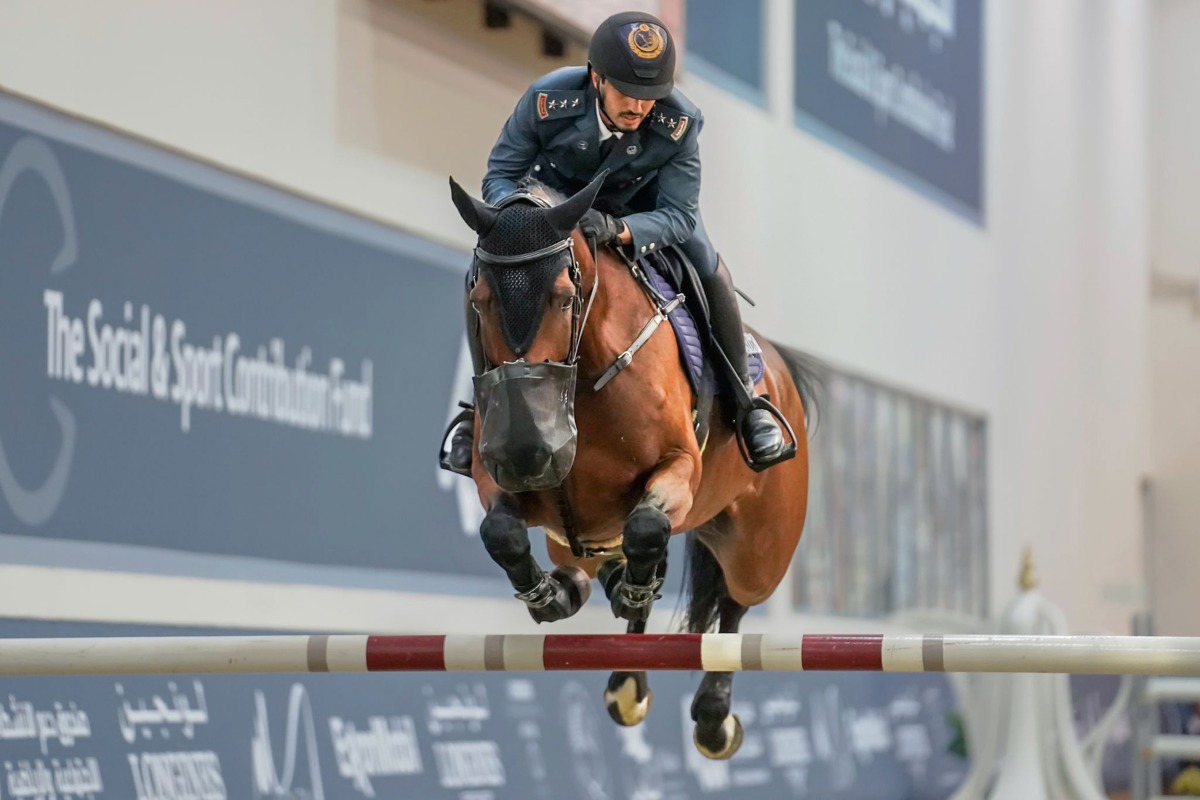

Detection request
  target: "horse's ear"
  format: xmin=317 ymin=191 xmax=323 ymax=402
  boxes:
xmin=449 ymin=177 xmax=499 ymax=236
xmin=544 ymin=171 xmax=607 ymax=237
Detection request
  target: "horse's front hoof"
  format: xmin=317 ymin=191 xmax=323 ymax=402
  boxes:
xmin=522 ymin=565 xmax=591 ymax=623
xmin=552 ymin=563 xmax=591 ymax=608
xmin=599 ymin=559 xmax=663 ymax=621
xmin=693 ymin=714 xmax=744 ymax=760
xmin=604 ymin=671 xmax=653 ymax=727
xmin=609 ymin=580 xmax=661 ymax=622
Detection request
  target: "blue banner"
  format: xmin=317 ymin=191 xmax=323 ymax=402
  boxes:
xmin=793 ymin=0 xmax=984 ymax=221
xmin=0 ymin=619 xmax=972 ymax=800
xmin=0 ymin=92 xmax=514 ymax=585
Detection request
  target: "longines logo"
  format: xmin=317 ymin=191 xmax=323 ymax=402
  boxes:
xmin=251 ymin=684 xmax=325 ymax=800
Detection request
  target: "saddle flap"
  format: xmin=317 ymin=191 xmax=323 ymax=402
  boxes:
xmin=637 ymin=250 xmax=764 ymax=398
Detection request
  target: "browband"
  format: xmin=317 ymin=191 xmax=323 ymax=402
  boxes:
xmin=474 ymin=237 xmax=573 ymax=266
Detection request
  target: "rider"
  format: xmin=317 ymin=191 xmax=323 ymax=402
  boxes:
xmin=446 ymin=10 xmax=789 ymax=474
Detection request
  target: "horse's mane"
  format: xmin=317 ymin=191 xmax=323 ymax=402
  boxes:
xmin=515 ymin=177 xmax=567 ymax=207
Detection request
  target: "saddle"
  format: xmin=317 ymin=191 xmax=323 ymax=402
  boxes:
xmin=634 ymin=248 xmax=766 ymax=395
xmin=607 ymin=246 xmax=766 ymax=448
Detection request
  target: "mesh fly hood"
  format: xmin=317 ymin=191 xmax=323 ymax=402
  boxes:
xmin=478 ymin=200 xmax=572 ymax=357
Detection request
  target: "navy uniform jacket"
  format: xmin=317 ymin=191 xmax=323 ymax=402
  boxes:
xmin=483 ymin=66 xmax=703 ymax=257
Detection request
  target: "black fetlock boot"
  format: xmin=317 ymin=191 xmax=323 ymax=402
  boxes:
xmin=701 ymin=258 xmax=793 ymax=470
xmin=440 ymin=272 xmax=488 ymax=476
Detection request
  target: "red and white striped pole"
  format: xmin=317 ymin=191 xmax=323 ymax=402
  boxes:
xmin=0 ymin=633 xmax=1198 ymax=677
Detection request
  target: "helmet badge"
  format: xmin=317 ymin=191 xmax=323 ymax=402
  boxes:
xmin=626 ymin=23 xmax=665 ymax=60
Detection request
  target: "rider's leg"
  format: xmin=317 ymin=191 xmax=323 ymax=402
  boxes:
xmin=447 ymin=269 xmax=487 ymax=474
xmin=676 ymin=217 xmax=787 ymax=467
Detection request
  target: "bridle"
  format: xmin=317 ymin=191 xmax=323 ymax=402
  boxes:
xmin=470 ymin=192 xmax=600 ymax=369
xmin=468 ymin=192 xmax=605 ymax=559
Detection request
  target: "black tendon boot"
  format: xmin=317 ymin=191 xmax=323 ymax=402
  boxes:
xmin=701 ymin=258 xmax=792 ymax=470
xmin=442 ymin=274 xmax=488 ymax=476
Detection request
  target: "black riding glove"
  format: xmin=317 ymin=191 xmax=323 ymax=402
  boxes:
xmin=580 ymin=209 xmax=625 ymax=247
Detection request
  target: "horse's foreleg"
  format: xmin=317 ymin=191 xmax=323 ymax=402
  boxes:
xmin=692 ymin=598 xmax=749 ymax=760
xmin=480 ymin=495 xmax=590 ymax=623
xmin=603 ymin=454 xmax=695 ymax=622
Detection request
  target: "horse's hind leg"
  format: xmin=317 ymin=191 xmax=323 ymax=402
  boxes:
xmin=604 ymin=619 xmax=653 ymax=727
xmin=480 ymin=494 xmax=590 ymax=623
xmin=691 ymin=596 xmax=748 ymax=759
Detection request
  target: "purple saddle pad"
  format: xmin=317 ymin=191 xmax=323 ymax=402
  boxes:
xmin=639 ymin=257 xmax=764 ymax=397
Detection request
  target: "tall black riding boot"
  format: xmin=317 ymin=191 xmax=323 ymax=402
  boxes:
xmin=700 ymin=258 xmax=790 ymax=469
xmin=444 ymin=273 xmax=488 ymax=476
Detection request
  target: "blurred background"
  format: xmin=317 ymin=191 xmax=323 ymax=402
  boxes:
xmin=0 ymin=1 xmax=1197 ymax=798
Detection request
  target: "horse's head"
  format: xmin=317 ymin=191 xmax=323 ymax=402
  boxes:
xmin=449 ymin=175 xmax=604 ymax=493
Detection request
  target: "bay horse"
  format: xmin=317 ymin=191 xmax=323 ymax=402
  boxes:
xmin=446 ymin=173 xmax=819 ymax=759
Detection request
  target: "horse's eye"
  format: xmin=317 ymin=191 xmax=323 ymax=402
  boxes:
xmin=559 ymin=299 xmax=573 ymax=312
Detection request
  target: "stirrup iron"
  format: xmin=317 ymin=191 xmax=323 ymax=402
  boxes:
xmin=437 ymin=401 xmax=475 ymax=476
xmin=735 ymin=396 xmax=798 ymax=473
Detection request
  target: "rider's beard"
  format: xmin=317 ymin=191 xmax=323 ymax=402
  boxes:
xmin=598 ymin=86 xmax=648 ymax=133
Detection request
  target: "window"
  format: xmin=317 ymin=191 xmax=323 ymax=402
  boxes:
xmin=685 ymin=0 xmax=766 ymax=105
xmin=794 ymin=369 xmax=988 ymax=617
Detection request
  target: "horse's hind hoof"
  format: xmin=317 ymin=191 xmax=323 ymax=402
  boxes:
xmin=524 ymin=565 xmax=591 ymax=624
xmin=693 ymin=714 xmax=744 ymax=760
xmin=604 ymin=671 xmax=653 ymax=727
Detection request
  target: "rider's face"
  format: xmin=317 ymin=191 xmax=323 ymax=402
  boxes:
xmin=592 ymin=73 xmax=655 ymax=133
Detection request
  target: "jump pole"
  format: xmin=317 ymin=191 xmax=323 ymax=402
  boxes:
xmin=1 ymin=633 xmax=1199 ymax=677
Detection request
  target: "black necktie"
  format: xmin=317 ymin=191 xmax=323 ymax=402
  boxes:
xmin=599 ymin=135 xmax=618 ymax=161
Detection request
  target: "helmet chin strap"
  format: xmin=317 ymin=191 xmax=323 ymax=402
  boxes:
xmin=595 ymin=79 xmax=621 ymax=134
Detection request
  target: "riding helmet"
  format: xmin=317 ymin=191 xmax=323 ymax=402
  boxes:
xmin=588 ymin=11 xmax=676 ymax=100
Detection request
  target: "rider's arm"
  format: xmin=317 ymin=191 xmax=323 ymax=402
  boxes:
xmin=620 ymin=132 xmax=701 ymax=254
xmin=483 ymin=91 xmax=540 ymax=205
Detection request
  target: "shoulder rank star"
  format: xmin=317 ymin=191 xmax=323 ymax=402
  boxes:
xmin=536 ymin=90 xmax=587 ymax=121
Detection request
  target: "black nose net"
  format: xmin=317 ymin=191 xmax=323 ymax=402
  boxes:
xmin=478 ymin=202 xmax=570 ymax=357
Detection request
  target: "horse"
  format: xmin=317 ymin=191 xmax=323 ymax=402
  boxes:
xmin=446 ymin=172 xmax=820 ymax=759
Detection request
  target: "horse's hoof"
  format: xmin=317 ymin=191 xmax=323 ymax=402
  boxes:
xmin=551 ymin=564 xmax=592 ymax=609
xmin=524 ymin=566 xmax=591 ymax=623
xmin=610 ymin=583 xmax=660 ymax=622
xmin=600 ymin=557 xmax=664 ymax=622
xmin=598 ymin=558 xmax=625 ymax=601
xmin=693 ymin=714 xmax=744 ymax=760
xmin=604 ymin=672 xmax=653 ymax=727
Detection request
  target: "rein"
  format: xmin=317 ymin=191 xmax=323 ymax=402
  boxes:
xmin=472 ymin=202 xmax=679 ymax=559
xmin=472 ymin=200 xmax=601 ymax=557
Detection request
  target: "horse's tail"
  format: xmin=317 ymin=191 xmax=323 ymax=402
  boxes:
xmin=682 ymin=519 xmax=728 ymax=633
xmin=769 ymin=340 xmax=826 ymax=435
